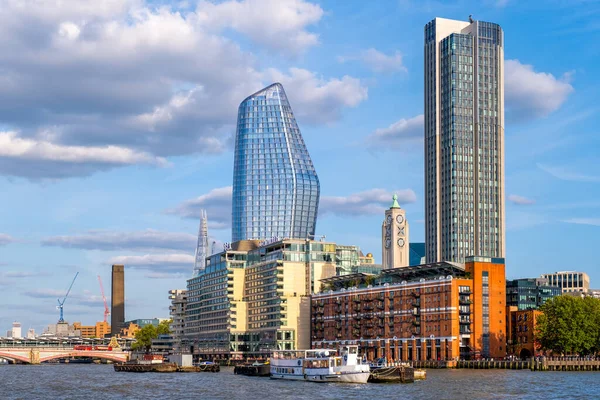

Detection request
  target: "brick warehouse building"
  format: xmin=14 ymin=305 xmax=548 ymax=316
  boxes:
xmin=311 ymin=257 xmax=506 ymax=361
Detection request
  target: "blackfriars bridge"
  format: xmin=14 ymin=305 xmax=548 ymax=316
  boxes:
xmin=0 ymin=337 xmax=131 ymax=364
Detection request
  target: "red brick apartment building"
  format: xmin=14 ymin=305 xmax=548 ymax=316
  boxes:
xmin=311 ymin=257 xmax=506 ymax=361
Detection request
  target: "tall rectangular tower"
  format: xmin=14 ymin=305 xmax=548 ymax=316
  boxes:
xmin=111 ymin=264 xmax=125 ymax=336
xmin=424 ymin=17 xmax=505 ymax=263
xmin=232 ymin=83 xmax=320 ymax=242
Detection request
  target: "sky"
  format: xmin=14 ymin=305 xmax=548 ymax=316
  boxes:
xmin=1 ymin=0 xmax=599 ymax=334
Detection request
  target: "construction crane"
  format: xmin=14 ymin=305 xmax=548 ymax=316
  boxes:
xmin=57 ymin=272 xmax=79 ymax=323
xmin=97 ymin=275 xmax=110 ymax=323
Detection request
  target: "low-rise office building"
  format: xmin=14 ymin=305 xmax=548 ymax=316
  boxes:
xmin=540 ymin=271 xmax=589 ymax=293
xmin=312 ymin=257 xmax=507 ymax=361
xmin=72 ymin=321 xmax=111 ymax=338
xmin=506 ymin=278 xmax=561 ymax=310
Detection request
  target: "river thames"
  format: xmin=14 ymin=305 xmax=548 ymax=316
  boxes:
xmin=2 ymin=364 xmax=600 ymax=399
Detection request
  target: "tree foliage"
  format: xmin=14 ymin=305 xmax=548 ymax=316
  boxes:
xmin=536 ymin=296 xmax=600 ymax=355
xmin=131 ymin=320 xmax=172 ymax=352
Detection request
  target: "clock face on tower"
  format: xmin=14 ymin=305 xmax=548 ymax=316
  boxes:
xmin=397 ymin=238 xmax=405 ymax=248
xmin=396 ymin=215 xmax=404 ymax=224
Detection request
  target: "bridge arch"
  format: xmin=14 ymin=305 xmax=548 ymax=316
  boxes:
xmin=39 ymin=351 xmax=128 ymax=364
xmin=0 ymin=351 xmax=30 ymax=363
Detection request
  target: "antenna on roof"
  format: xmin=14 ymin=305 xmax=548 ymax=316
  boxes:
xmin=469 ymin=15 xmax=474 ymax=23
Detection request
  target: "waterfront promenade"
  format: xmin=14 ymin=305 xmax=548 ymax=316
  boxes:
xmin=412 ymin=357 xmax=600 ymax=371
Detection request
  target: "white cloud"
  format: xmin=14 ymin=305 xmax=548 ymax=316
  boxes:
xmin=366 ymin=114 xmax=423 ymax=149
xmin=0 ymin=234 xmax=14 ymax=246
xmin=320 ymin=189 xmax=417 ymax=217
xmin=537 ymin=163 xmax=600 ymax=183
xmin=508 ymin=194 xmax=535 ymax=205
xmin=505 ymin=59 xmax=574 ymax=120
xmin=265 ymin=68 xmax=368 ymax=123
xmin=0 ymin=131 xmax=167 ymax=166
xmin=22 ymin=288 xmax=104 ymax=308
xmin=108 ymin=254 xmax=195 ymax=273
xmin=196 ymin=0 xmax=324 ymax=55
xmin=165 ymin=186 xmax=233 ymax=229
xmin=562 ymin=218 xmax=600 ymax=227
xmin=42 ymin=229 xmax=197 ymax=252
xmin=339 ymin=48 xmax=407 ymax=73
xmin=0 ymin=0 xmax=365 ymax=179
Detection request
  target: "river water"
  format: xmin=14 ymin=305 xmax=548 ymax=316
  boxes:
xmin=1 ymin=364 xmax=600 ymax=399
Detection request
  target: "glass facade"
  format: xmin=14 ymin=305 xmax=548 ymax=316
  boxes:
xmin=506 ymin=278 xmax=561 ymax=310
xmin=232 ymin=83 xmax=320 ymax=242
xmin=424 ymin=18 xmax=505 ymax=263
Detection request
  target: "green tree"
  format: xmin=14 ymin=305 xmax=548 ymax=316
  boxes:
xmin=131 ymin=324 xmax=157 ymax=352
xmin=537 ymin=295 xmax=600 ymax=355
xmin=157 ymin=319 xmax=172 ymax=335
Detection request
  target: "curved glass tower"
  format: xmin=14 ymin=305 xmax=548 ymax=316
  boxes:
xmin=232 ymin=83 xmax=320 ymax=242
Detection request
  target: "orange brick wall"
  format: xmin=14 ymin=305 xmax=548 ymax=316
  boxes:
xmin=465 ymin=260 xmax=506 ymax=359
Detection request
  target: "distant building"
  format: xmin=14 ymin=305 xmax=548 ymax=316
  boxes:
xmin=124 ymin=318 xmax=166 ymax=328
xmin=44 ymin=322 xmax=81 ymax=337
xmin=168 ymin=289 xmax=187 ymax=353
xmin=540 ymin=271 xmax=590 ymax=293
xmin=313 ymin=256 xmax=507 ymax=361
xmin=11 ymin=322 xmax=21 ymax=339
xmin=409 ymin=243 xmax=426 ymax=266
xmin=72 ymin=321 xmax=111 ymax=338
xmin=382 ymin=195 xmax=409 ymax=269
xmin=588 ymin=289 xmax=600 ymax=299
xmin=232 ymin=83 xmax=320 ymax=242
xmin=119 ymin=322 xmax=140 ymax=338
xmin=111 ymin=264 xmax=125 ymax=336
xmin=151 ymin=334 xmax=175 ymax=355
xmin=506 ymin=308 xmax=542 ymax=359
xmin=27 ymin=328 xmax=35 ymax=339
xmin=506 ymin=278 xmax=561 ymax=310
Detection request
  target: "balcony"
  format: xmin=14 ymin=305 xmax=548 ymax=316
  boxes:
xmin=459 ymin=297 xmax=472 ymax=305
xmin=459 ymin=318 xmax=471 ymax=325
xmin=459 ymin=309 xmax=472 ymax=315
xmin=412 ymin=320 xmax=421 ymax=326
xmin=376 ymin=303 xmax=385 ymax=310
xmin=363 ymin=313 xmax=374 ymax=320
xmin=459 ymin=289 xmax=472 ymax=295
xmin=364 ymin=305 xmax=374 ymax=311
xmin=411 ymin=300 xmax=420 ymax=308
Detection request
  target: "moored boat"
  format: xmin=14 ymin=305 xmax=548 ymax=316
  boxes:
xmin=234 ymin=361 xmax=271 ymax=377
xmin=270 ymin=345 xmax=370 ymax=383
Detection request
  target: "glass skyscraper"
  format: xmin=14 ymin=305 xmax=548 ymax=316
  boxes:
xmin=424 ymin=18 xmax=505 ymax=263
xmin=232 ymin=83 xmax=320 ymax=242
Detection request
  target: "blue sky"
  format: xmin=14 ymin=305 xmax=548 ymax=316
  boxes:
xmin=1 ymin=0 xmax=599 ymax=334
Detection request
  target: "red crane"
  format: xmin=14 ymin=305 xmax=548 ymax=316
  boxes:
xmin=97 ymin=275 xmax=110 ymax=323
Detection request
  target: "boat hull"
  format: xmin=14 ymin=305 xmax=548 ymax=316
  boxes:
xmin=270 ymin=371 xmax=370 ymax=384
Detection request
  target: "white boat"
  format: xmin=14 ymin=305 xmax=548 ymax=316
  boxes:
xmin=270 ymin=345 xmax=370 ymax=383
